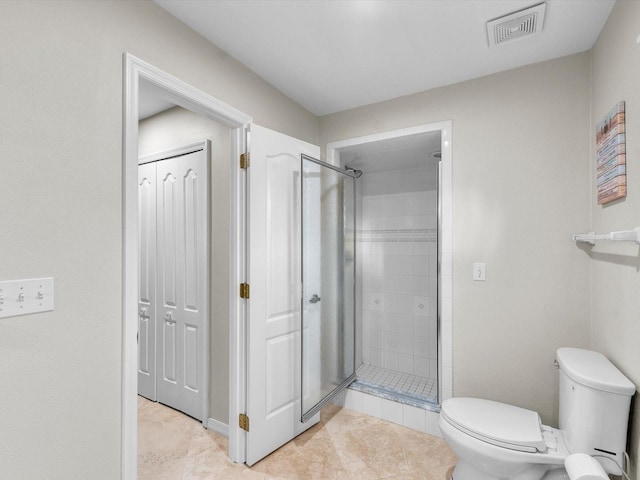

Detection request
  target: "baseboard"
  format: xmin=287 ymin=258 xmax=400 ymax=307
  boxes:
xmin=206 ymin=417 xmax=229 ymax=437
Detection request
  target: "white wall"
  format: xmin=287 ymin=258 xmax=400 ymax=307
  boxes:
xmin=0 ymin=1 xmax=317 ymax=478
xmin=590 ymin=2 xmax=640 ymax=477
xmin=320 ymin=52 xmax=593 ymax=428
xmin=139 ymin=106 xmax=231 ymax=426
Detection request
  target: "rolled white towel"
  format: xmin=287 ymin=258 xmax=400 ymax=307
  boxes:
xmin=564 ymin=453 xmax=609 ymax=480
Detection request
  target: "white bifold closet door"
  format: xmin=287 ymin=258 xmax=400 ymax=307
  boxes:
xmin=137 ymin=143 xmax=209 ymax=422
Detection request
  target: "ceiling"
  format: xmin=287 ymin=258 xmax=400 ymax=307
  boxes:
xmin=139 ymin=79 xmax=176 ymax=120
xmin=154 ymin=0 xmax=615 ymax=116
xmin=338 ymin=130 xmax=441 ymax=173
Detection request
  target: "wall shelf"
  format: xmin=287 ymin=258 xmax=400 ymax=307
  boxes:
xmin=573 ymin=228 xmax=640 ymax=245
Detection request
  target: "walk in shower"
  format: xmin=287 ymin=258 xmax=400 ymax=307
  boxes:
xmin=336 ymin=130 xmax=442 ymax=408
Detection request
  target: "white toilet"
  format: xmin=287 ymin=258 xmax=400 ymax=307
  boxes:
xmin=439 ymin=348 xmax=635 ymax=480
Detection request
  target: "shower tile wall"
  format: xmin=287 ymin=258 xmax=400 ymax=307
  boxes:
xmin=358 ymin=169 xmax=438 ymax=381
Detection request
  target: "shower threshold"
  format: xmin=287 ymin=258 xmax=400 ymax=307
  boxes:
xmin=350 ymin=364 xmax=438 ymax=411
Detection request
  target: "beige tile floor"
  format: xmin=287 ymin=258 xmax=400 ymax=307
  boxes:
xmin=138 ymin=396 xmax=457 ymax=480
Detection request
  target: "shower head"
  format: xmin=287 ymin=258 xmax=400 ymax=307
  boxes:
xmin=344 ymin=165 xmax=363 ymax=178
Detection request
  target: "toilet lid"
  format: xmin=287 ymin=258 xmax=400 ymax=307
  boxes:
xmin=441 ymin=398 xmax=546 ymax=453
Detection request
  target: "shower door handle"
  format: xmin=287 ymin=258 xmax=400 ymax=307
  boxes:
xmin=309 ymin=294 xmax=321 ymax=304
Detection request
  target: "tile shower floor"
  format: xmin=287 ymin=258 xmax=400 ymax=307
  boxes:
xmin=353 ymin=364 xmax=437 ymax=404
xmin=138 ymin=396 xmax=456 ymax=480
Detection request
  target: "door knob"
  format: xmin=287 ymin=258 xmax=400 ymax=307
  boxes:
xmin=165 ymin=311 xmax=173 ymax=321
xmin=139 ymin=308 xmax=147 ymax=317
xmin=309 ymin=294 xmax=321 ymax=304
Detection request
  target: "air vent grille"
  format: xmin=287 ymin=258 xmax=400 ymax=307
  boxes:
xmin=487 ymin=2 xmax=546 ymax=47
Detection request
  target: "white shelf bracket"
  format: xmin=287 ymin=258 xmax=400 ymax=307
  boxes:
xmin=573 ymin=228 xmax=640 ymax=245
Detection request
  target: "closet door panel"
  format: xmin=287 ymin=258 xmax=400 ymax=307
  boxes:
xmin=174 ymin=152 xmax=208 ymax=419
xmin=155 ymin=150 xmax=208 ymax=420
xmin=184 ymin=324 xmax=199 ymax=391
xmin=137 ymin=162 xmax=157 ymax=401
xmin=159 ymin=171 xmax=178 ymax=308
xmin=163 ymin=316 xmax=178 ymax=382
xmin=183 ymin=168 xmax=200 ymax=312
xmin=156 ymin=162 xmax=182 ymax=409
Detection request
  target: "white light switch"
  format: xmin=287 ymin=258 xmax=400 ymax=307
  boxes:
xmin=473 ymin=263 xmax=486 ymax=281
xmin=0 ymin=278 xmax=54 ymax=318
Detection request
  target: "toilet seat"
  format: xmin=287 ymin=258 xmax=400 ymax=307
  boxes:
xmin=441 ymin=398 xmax=547 ymax=453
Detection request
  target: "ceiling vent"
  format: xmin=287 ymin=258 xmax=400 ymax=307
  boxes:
xmin=487 ymin=2 xmax=546 ymax=47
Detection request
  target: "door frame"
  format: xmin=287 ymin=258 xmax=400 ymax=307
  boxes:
xmin=123 ymin=53 xmax=251 ymax=478
xmin=325 ymin=121 xmax=454 ymax=406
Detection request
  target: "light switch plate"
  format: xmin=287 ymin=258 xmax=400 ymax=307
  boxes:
xmin=0 ymin=277 xmax=54 ymax=318
xmin=473 ymin=263 xmax=486 ymax=281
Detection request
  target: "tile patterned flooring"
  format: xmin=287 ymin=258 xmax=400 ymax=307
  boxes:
xmin=354 ymin=364 xmax=437 ymax=403
xmin=138 ymin=396 xmax=456 ymax=480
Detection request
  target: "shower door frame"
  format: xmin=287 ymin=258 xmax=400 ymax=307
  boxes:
xmin=325 ymin=121 xmax=453 ymax=408
xmin=300 ymin=153 xmax=358 ymax=422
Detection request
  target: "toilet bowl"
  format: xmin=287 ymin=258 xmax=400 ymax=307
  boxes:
xmin=439 ymin=348 xmax=636 ymax=480
xmin=439 ymin=398 xmax=567 ymax=480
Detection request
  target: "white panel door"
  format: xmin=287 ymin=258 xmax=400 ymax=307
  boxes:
xmin=155 ymin=149 xmax=209 ymax=421
xmin=245 ymin=125 xmax=321 ymax=465
xmin=138 ymin=162 xmax=157 ymax=401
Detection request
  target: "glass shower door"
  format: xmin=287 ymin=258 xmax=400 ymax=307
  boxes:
xmin=301 ymin=154 xmax=356 ymax=422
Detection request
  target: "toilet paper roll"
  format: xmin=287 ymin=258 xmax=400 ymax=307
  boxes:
xmin=564 ymin=453 xmax=609 ymax=480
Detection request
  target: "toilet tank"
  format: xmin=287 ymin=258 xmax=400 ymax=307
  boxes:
xmin=557 ymin=347 xmax=635 ymax=475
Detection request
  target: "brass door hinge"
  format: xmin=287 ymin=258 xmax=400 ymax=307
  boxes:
xmin=240 ymin=283 xmax=250 ymax=299
xmin=240 ymin=152 xmax=250 ymax=169
xmin=239 ymin=413 xmax=250 ymax=431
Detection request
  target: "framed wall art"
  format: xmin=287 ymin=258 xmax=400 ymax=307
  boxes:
xmin=596 ymin=102 xmax=626 ymax=205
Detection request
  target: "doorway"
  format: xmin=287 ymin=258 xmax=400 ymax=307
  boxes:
xmin=326 ymin=122 xmax=454 ymax=413
xmin=123 ymin=53 xmax=251 ymax=478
